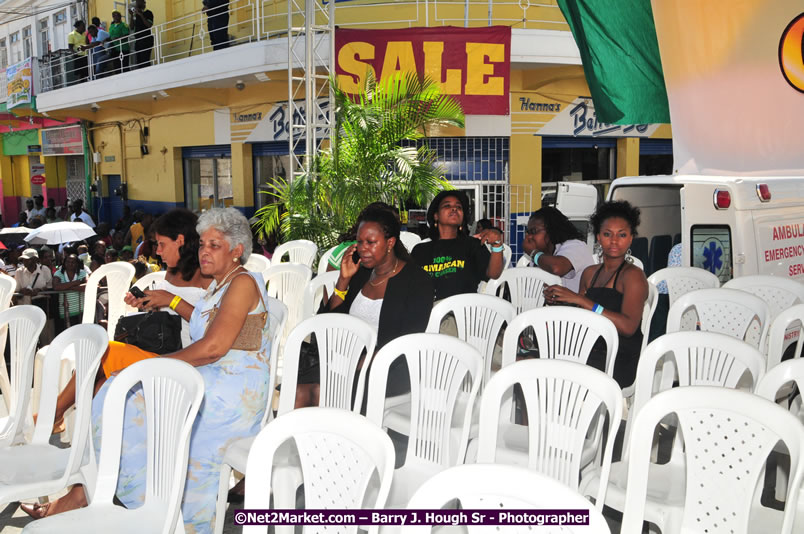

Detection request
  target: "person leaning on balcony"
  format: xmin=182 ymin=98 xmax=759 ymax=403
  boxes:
xmin=83 ymin=25 xmax=111 ymax=78
xmin=129 ymin=0 xmax=154 ymax=69
xmin=108 ymin=10 xmax=130 ymax=74
xmin=203 ymin=0 xmax=230 ymax=51
xmin=67 ymin=20 xmax=89 ymax=84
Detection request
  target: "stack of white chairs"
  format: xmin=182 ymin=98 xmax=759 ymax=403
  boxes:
xmin=22 ymin=359 xmax=204 ymax=534
xmin=0 ymin=324 xmax=107 ymax=509
xmin=366 ymin=333 xmax=483 ymax=507
xmin=484 ymin=267 xmax=561 ymax=313
xmin=648 ymin=266 xmax=720 ymax=308
xmin=271 ymin=239 xmax=318 ymax=269
xmin=0 ymin=306 xmax=47 ymax=448
xmin=317 ymin=245 xmax=338 ymax=275
xmin=243 ymin=408 xmax=395 ymax=534
xmin=404 ymin=464 xmax=612 ymax=534
xmin=620 ymin=387 xmax=804 ymax=534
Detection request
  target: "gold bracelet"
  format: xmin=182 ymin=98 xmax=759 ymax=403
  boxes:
xmin=169 ymin=295 xmax=182 ymax=310
xmin=333 ymin=287 xmax=348 ymax=300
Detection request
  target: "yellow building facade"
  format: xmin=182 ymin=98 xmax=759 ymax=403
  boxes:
xmin=34 ymin=0 xmax=671 ymax=229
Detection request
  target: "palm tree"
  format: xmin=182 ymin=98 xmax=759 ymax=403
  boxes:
xmin=253 ymin=71 xmax=465 ymax=250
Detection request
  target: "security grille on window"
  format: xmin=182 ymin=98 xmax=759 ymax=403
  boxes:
xmin=39 ymin=19 xmax=49 ymax=53
xmin=23 ymin=26 xmax=32 ymax=59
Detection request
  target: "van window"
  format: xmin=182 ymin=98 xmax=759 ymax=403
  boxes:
xmin=691 ymin=225 xmax=733 ymax=284
xmin=610 ymin=185 xmax=682 ymax=243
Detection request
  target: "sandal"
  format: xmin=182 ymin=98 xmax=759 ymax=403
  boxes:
xmin=19 ymin=502 xmax=51 ymax=520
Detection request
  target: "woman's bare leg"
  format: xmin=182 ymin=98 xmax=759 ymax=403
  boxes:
xmin=19 ymin=485 xmax=87 ymax=519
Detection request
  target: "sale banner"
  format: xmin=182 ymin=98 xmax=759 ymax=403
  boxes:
xmin=335 ymin=26 xmax=511 ymax=115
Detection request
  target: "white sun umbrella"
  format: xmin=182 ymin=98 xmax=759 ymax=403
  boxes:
xmin=0 ymin=227 xmax=31 ymax=235
xmin=24 ymin=221 xmax=96 ymax=245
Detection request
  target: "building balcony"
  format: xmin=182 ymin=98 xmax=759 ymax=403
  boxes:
xmin=34 ymin=0 xmax=578 ymax=114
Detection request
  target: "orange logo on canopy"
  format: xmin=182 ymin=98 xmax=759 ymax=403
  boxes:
xmin=779 ymin=13 xmax=804 ymax=92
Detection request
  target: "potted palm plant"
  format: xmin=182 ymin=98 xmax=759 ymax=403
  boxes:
xmin=253 ymin=71 xmax=465 ymax=250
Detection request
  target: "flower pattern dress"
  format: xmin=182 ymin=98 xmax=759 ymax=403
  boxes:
xmin=91 ymin=271 xmax=271 ymax=533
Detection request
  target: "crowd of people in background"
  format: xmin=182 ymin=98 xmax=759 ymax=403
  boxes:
xmin=64 ymin=0 xmax=233 ymax=83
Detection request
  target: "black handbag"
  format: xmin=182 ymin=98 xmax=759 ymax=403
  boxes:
xmin=114 ymin=311 xmax=183 ymax=355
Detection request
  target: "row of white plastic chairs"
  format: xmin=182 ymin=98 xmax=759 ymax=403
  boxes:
xmin=3 ymin=289 xmax=804 ymax=533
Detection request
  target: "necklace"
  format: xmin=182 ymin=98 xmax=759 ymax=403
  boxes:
xmin=212 ymin=263 xmax=242 ymax=295
xmin=369 ymin=258 xmax=399 ymax=287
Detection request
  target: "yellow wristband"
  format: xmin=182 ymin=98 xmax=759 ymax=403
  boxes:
xmin=333 ymin=287 xmax=348 ymax=300
xmin=169 ymin=295 xmax=182 ymax=310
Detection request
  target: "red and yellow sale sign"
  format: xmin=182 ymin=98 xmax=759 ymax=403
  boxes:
xmin=335 ymin=27 xmax=511 ymax=115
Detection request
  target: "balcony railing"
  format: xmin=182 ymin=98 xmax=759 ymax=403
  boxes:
xmin=35 ymin=0 xmax=568 ymax=94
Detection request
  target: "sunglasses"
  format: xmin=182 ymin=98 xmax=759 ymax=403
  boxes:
xmin=525 ymin=227 xmax=545 ymax=235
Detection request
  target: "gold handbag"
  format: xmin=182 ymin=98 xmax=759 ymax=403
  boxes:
xmin=204 ymin=274 xmax=268 ymax=351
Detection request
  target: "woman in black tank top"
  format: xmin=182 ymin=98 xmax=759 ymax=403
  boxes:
xmin=542 ymin=201 xmax=649 ymax=388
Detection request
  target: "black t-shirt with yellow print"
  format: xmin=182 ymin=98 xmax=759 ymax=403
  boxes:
xmin=411 ymin=236 xmax=491 ymax=300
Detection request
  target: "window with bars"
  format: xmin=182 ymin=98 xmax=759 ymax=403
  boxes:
xmin=410 ymin=137 xmax=509 ymax=183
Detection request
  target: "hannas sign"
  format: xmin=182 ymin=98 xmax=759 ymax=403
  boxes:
xmin=335 ymin=27 xmax=511 ymax=115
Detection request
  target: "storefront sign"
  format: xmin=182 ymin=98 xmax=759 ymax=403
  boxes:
xmin=6 ymin=58 xmax=33 ymax=109
xmin=41 ymin=125 xmax=84 ymax=156
xmin=30 ymin=162 xmax=45 ymax=185
xmin=335 ymin=26 xmax=511 ymax=115
xmin=214 ymin=100 xmax=330 ymax=144
xmin=512 ymin=94 xmax=660 ymax=137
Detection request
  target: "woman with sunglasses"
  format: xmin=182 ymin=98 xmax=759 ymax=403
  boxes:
xmin=522 ymin=206 xmax=594 ymax=292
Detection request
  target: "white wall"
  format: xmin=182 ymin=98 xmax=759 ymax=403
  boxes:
xmin=0 ymin=0 xmax=84 ymax=67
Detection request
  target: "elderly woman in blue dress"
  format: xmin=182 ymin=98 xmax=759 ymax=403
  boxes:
xmin=22 ymin=208 xmax=272 ymax=533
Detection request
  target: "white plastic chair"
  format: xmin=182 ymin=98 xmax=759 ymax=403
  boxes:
xmin=122 ymin=271 xmax=167 ymax=314
xmin=399 ymin=231 xmax=422 ymax=253
xmin=365 ymin=333 xmax=483 ymax=507
xmin=756 ymin=358 xmax=804 ymax=417
xmin=302 ymin=270 xmax=340 ymax=320
xmin=263 ymin=263 xmax=313 ymax=374
xmin=426 ymin=293 xmax=514 ymax=388
xmin=317 ymin=245 xmax=338 ymax=275
xmin=724 ymin=275 xmax=804 ymax=323
xmin=243 ymin=407 xmax=395 ymax=534
xmin=403 ymin=464 xmax=612 ymax=534
xmin=620 ymin=387 xmax=804 ymax=534
xmin=475 ymin=359 xmax=622 ymax=510
xmin=767 ymin=304 xmax=804 ymax=371
xmin=0 ymin=306 xmax=47 ymax=448
xmin=22 ymin=359 xmax=204 ymax=534
xmin=580 ymin=332 xmax=767 ymax=517
xmin=666 ymin=287 xmax=771 ymax=350
xmin=485 ymin=242 xmax=513 ymax=270
xmin=81 ymin=262 xmax=136 ymax=340
xmin=516 ymin=253 xmax=532 ymax=267
xmin=243 ymin=253 xmax=271 ymax=278
xmin=648 ymin=266 xmax=720 ymax=307
xmin=483 ymin=266 xmax=561 ymax=314
xmin=501 ymin=307 xmax=619 ymax=374
xmin=0 ymin=324 xmax=107 ymax=508
xmin=0 ymin=273 xmax=18 ymax=414
xmin=212 ymin=297 xmax=287 ymax=534
xmin=272 ymin=239 xmax=318 ymax=269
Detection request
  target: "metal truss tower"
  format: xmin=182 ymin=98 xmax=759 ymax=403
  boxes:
xmin=287 ymin=0 xmax=335 ymax=182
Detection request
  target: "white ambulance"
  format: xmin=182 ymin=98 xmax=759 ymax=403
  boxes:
xmin=606 ymin=175 xmax=804 ymax=284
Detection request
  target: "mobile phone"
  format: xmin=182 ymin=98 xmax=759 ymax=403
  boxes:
xmin=129 ymin=286 xmax=146 ymax=299
xmin=352 ymin=250 xmax=360 ymax=264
